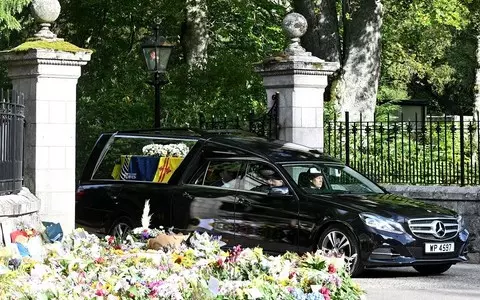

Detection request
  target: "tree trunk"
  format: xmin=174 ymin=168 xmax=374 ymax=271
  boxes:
xmin=335 ymin=0 xmax=383 ymax=121
xmin=475 ymin=34 xmax=480 ymax=116
xmin=181 ymin=0 xmax=208 ymax=69
xmin=292 ymin=0 xmax=341 ymax=62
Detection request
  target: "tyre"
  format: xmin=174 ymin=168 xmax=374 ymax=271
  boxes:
xmin=109 ymin=217 xmax=133 ymax=241
xmin=413 ymin=264 xmax=452 ymax=275
xmin=317 ymin=224 xmax=363 ymax=277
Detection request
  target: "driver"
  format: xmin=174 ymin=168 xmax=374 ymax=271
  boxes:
xmin=251 ymin=168 xmax=284 ymax=192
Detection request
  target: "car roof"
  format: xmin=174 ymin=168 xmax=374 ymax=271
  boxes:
xmin=109 ymin=128 xmax=342 ymax=164
xmin=206 ymin=135 xmax=342 ymax=163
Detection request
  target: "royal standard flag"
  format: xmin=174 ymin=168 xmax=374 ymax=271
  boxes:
xmin=153 ymin=157 xmax=184 ymax=183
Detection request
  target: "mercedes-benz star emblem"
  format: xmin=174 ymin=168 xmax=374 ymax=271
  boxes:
xmin=432 ymin=221 xmax=446 ymax=238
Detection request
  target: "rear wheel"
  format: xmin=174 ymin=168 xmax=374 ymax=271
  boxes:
xmin=413 ymin=264 xmax=452 ymax=275
xmin=109 ymin=217 xmax=133 ymax=241
xmin=317 ymin=224 xmax=363 ymax=277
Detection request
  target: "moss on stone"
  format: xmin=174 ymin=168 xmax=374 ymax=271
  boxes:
xmin=312 ymin=62 xmax=324 ymax=70
xmin=8 ymin=40 xmax=92 ymax=53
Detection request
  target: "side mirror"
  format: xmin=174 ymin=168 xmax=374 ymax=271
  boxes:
xmin=268 ymin=186 xmax=290 ymax=196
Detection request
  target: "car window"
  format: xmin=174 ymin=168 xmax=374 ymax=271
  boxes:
xmin=281 ymin=163 xmax=384 ymax=194
xmin=92 ymin=136 xmax=197 ymax=183
xmin=189 ymin=160 xmax=242 ymax=189
xmin=239 ymin=162 xmax=286 ymax=193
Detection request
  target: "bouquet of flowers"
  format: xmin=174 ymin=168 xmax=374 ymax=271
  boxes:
xmin=0 ymin=225 xmax=365 ymax=300
xmin=142 ymin=143 xmax=190 ymax=157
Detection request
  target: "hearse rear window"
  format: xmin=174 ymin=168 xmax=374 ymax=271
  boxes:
xmin=92 ymin=135 xmax=199 ymax=183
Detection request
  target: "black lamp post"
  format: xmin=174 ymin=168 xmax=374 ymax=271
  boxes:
xmin=141 ymin=24 xmax=173 ymax=128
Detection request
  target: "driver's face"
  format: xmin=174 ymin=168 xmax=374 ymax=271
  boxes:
xmin=268 ymin=178 xmax=284 ymax=187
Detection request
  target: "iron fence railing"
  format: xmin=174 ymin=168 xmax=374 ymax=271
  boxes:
xmin=325 ymin=111 xmax=480 ymax=186
xmin=0 ymin=89 xmax=25 ymax=195
xmin=198 ymin=93 xmax=279 ymax=139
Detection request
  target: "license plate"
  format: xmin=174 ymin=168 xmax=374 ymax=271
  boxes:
xmin=425 ymin=242 xmax=454 ymax=253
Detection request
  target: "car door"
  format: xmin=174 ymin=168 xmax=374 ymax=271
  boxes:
xmin=171 ymin=159 xmax=242 ymax=247
xmin=234 ymin=161 xmax=299 ymax=253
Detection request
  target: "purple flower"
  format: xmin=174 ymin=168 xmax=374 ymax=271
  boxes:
xmin=141 ymin=230 xmax=150 ymax=240
xmin=148 ymin=280 xmax=164 ymax=297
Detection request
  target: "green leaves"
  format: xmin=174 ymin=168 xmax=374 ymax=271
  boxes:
xmin=381 ymin=0 xmax=473 ymax=111
xmin=0 ymin=0 xmax=31 ymax=30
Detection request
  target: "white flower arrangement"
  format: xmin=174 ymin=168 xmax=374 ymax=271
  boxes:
xmin=142 ymin=142 xmax=190 ymax=157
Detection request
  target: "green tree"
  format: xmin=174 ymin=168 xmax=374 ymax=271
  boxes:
xmin=294 ymin=0 xmax=472 ymax=120
xmin=53 ymin=0 xmax=287 ymax=178
xmin=380 ymin=0 xmax=472 ymax=114
xmin=0 ymin=0 xmax=30 ymax=30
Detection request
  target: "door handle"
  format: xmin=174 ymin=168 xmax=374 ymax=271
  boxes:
xmin=183 ymin=192 xmax=194 ymax=200
xmin=238 ymin=198 xmax=252 ymax=206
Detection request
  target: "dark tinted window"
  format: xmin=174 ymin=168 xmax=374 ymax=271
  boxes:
xmin=189 ymin=160 xmax=242 ymax=189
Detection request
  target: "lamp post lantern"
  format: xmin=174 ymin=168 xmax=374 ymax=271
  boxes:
xmin=141 ymin=24 xmax=173 ymax=128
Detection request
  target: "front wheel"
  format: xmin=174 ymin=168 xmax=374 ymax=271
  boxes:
xmin=317 ymin=224 xmax=363 ymax=277
xmin=109 ymin=217 xmax=133 ymax=241
xmin=413 ymin=264 xmax=452 ymax=275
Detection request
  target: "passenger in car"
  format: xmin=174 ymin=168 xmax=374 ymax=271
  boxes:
xmin=298 ymin=168 xmax=325 ymax=190
xmin=212 ymin=169 xmax=237 ymax=188
xmin=308 ymin=168 xmax=325 ymax=189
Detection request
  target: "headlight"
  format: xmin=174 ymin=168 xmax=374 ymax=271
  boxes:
xmin=457 ymin=215 xmax=466 ymax=230
xmin=359 ymin=213 xmax=405 ymax=234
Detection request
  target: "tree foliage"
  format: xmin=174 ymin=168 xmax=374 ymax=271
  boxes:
xmin=50 ymin=0 xmax=286 ymax=178
xmin=380 ymin=0 xmax=472 ymax=114
xmin=0 ymin=0 xmax=30 ymax=30
xmin=0 ymin=0 xmax=479 ymax=178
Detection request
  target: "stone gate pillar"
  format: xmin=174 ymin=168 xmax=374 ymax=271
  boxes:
xmin=0 ymin=0 xmax=91 ymax=234
xmin=255 ymin=13 xmax=339 ymax=151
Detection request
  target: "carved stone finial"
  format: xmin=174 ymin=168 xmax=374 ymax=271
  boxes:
xmin=31 ymin=0 xmax=61 ymax=40
xmin=282 ymin=13 xmax=309 ymax=56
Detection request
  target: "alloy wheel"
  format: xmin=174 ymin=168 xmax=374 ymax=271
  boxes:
xmin=111 ymin=222 xmax=131 ymax=241
xmin=320 ymin=230 xmax=352 ymax=257
xmin=319 ymin=229 xmax=360 ymax=275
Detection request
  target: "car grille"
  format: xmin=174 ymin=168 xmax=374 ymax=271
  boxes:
xmin=407 ymin=217 xmax=459 ymax=241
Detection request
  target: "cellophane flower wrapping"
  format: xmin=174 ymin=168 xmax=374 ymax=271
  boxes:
xmin=0 ymin=227 xmax=364 ymax=300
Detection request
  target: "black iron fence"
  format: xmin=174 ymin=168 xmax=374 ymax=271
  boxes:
xmin=325 ymin=111 xmax=480 ymax=186
xmin=198 ymin=93 xmax=279 ymax=139
xmin=0 ymin=89 xmax=25 ymax=195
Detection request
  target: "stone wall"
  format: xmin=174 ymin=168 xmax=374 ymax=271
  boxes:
xmin=384 ymin=185 xmax=480 ymax=263
xmin=0 ymin=188 xmax=41 ymax=246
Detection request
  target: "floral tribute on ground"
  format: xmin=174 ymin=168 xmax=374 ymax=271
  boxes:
xmin=0 ymin=202 xmax=364 ymax=299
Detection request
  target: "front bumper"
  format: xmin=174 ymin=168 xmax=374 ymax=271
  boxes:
xmin=358 ymin=226 xmax=469 ymax=268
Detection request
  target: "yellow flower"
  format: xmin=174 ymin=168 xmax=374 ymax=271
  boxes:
xmin=265 ymin=275 xmax=274 ymax=282
xmin=278 ymin=279 xmax=290 ymax=287
xmin=104 ymin=282 xmax=113 ymax=293
xmin=113 ymin=249 xmax=124 ymax=256
xmin=172 ymin=253 xmax=184 ymax=264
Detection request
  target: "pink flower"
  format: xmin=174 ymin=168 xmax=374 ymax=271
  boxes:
xmin=95 ymin=257 xmax=105 ymax=264
xmin=320 ymin=287 xmax=331 ymax=300
xmin=328 ymin=263 xmax=336 ymax=273
xmin=217 ymin=257 xmax=224 ymax=268
xmin=148 ymin=281 xmax=164 ymax=297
